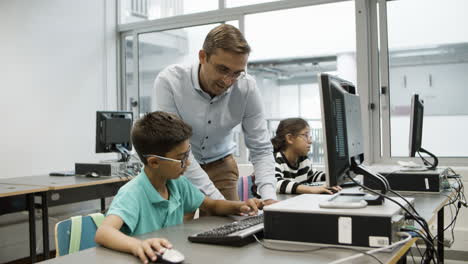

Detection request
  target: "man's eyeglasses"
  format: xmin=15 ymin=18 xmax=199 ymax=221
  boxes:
xmin=143 ymin=145 xmax=191 ymax=168
xmin=297 ymin=133 xmax=312 ymax=141
xmin=209 ymin=61 xmax=246 ymax=81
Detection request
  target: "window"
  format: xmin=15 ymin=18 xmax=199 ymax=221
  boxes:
xmin=245 ymin=1 xmax=356 ymax=163
xmin=120 ymin=0 xmax=218 ymax=24
xmin=386 ymin=0 xmax=468 ymax=157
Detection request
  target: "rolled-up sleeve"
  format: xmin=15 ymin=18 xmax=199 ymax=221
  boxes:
xmin=242 ymin=83 xmax=277 ymax=201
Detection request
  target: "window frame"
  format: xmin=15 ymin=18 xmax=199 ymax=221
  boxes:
xmin=116 ymin=0 xmax=468 ymax=166
xmin=370 ymin=0 xmax=468 ymax=165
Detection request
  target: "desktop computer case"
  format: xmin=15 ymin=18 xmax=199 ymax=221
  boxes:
xmin=365 ymin=166 xmax=445 ymax=193
xmin=263 ymin=194 xmax=413 ymax=248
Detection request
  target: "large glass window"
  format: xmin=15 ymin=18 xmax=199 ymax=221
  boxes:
xmin=245 ymin=1 xmax=356 ymax=164
xmin=387 ymin=0 xmax=468 ymax=157
xmin=120 ymin=0 xmax=218 ymax=24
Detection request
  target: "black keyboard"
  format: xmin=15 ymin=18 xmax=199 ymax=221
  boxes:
xmin=188 ymin=214 xmax=264 ymax=246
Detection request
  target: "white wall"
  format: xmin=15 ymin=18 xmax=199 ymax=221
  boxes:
xmin=0 ymin=0 xmax=117 ymax=261
xmin=0 ymin=0 xmax=118 ymax=179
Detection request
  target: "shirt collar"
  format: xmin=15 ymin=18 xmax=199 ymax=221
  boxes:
xmin=137 ymin=170 xmax=182 ymax=210
xmin=191 ymin=63 xmax=234 ymax=100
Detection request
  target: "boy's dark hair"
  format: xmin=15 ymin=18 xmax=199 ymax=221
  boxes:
xmin=271 ymin=118 xmax=309 ymax=153
xmin=131 ymin=111 xmax=192 ymax=165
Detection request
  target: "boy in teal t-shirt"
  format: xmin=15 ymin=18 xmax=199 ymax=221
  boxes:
xmin=95 ymin=111 xmax=263 ymax=264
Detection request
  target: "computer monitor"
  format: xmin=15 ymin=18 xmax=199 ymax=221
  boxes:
xmin=95 ymin=111 xmax=133 ymax=162
xmin=318 ymin=73 xmax=389 ymax=206
xmin=408 ymin=94 xmax=438 ymax=169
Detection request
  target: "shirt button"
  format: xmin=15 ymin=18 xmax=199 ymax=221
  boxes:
xmin=202 ymin=147 xmax=205 ymax=150
xmin=208 ymin=120 xmax=211 ymax=124
xmin=210 ymin=102 xmax=213 ymax=105
xmin=205 ymin=136 xmax=208 ymax=139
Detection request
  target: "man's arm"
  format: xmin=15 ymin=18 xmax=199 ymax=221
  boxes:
xmin=154 ymin=72 xmax=224 ymax=200
xmin=199 ymin=197 xmax=263 ymax=216
xmin=241 ymin=80 xmax=277 ymax=202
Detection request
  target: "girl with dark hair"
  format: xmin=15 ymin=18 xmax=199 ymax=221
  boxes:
xmin=271 ymin=118 xmax=341 ymax=195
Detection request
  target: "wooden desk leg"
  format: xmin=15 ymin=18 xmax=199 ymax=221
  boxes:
xmin=27 ymin=194 xmax=37 ymax=263
xmin=41 ymin=193 xmax=50 ymax=260
xmin=437 ymin=207 xmax=444 ymax=263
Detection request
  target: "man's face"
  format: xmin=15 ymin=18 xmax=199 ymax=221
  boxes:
xmin=199 ymin=48 xmax=249 ymax=97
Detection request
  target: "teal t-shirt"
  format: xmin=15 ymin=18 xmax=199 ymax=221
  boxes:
xmin=107 ymin=170 xmax=205 ymax=236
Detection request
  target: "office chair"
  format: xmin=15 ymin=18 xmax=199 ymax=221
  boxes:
xmin=54 ymin=213 xmax=104 ymax=256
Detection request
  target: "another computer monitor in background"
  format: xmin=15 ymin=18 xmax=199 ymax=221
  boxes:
xmin=408 ymin=94 xmax=438 ymax=169
xmin=96 ymin=111 xmax=133 ymax=162
xmin=318 ymin=73 xmax=389 ymax=206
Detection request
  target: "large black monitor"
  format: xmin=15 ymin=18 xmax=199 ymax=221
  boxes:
xmin=96 ymin=111 xmax=133 ymax=162
xmin=408 ymin=94 xmax=438 ymax=169
xmin=318 ymin=73 xmax=389 ymax=206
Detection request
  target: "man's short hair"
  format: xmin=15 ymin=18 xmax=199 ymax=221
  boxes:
xmin=131 ymin=111 xmax=192 ymax=165
xmin=203 ymin=24 xmax=251 ymax=58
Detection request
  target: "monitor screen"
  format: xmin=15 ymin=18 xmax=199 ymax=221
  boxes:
xmin=95 ymin=111 xmax=133 ymax=159
xmin=409 ymin=94 xmax=424 ymax=157
xmin=318 ymin=73 xmax=364 ymax=187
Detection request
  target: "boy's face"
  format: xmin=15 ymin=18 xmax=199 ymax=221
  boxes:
xmin=148 ymin=140 xmax=191 ymax=179
xmin=290 ymin=127 xmax=312 ymax=157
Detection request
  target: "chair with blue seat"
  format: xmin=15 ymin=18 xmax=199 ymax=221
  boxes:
xmin=237 ymin=174 xmax=259 ymax=201
xmin=54 ymin=213 xmax=104 ymax=256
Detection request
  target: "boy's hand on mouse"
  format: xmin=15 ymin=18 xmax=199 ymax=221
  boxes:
xmin=240 ymin=198 xmax=264 ymax=216
xmin=132 ymin=238 xmax=172 ymax=264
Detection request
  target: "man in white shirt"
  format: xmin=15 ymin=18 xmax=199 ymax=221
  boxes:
xmin=154 ymin=24 xmax=277 ymax=205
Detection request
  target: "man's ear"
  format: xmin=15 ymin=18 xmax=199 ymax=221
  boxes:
xmin=285 ymin=134 xmax=295 ymax=145
xmin=199 ymin=49 xmax=207 ymax=64
xmin=146 ymin=157 xmax=160 ymax=169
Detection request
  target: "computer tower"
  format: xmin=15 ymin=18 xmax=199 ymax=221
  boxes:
xmin=365 ymin=166 xmax=446 ymax=193
xmin=263 ymin=194 xmax=413 ymax=248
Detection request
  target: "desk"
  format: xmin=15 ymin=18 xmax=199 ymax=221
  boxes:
xmin=0 ymin=184 xmax=48 ymax=263
xmin=38 ymin=186 xmax=456 ymax=264
xmin=0 ymin=175 xmax=130 ymax=262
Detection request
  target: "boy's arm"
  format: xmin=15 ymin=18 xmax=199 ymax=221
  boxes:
xmin=95 ymin=215 xmax=172 ymax=264
xmin=199 ymin=197 xmax=264 ymax=216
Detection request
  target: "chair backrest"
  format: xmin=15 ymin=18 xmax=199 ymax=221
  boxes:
xmin=237 ymin=174 xmax=257 ymax=201
xmin=55 ymin=213 xmax=104 ymax=256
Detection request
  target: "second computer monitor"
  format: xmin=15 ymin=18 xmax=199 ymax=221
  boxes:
xmin=409 ymin=94 xmax=424 ymax=157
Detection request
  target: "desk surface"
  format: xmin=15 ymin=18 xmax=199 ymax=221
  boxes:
xmin=42 ymin=215 xmax=397 ymax=264
xmin=0 ymin=175 xmax=129 ymax=190
xmin=0 ymin=183 xmax=48 ymax=197
xmin=38 ymin=186 xmax=456 ymax=264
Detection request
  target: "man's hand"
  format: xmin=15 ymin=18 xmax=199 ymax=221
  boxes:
xmin=239 ymin=198 xmax=264 ymax=216
xmin=131 ymin=238 xmax=172 ymax=264
xmin=263 ymin=199 xmax=278 ymax=206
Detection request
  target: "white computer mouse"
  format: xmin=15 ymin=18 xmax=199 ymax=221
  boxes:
xmin=155 ymin=248 xmax=185 ymax=264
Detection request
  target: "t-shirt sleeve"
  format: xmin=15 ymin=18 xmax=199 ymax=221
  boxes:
xmin=106 ymin=188 xmax=140 ymax=235
xmin=179 ymin=176 xmax=205 ymax=213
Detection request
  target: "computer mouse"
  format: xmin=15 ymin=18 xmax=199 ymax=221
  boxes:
xmin=154 ymin=248 xmax=185 ymax=264
xmin=85 ymin=172 xmax=100 ymax=178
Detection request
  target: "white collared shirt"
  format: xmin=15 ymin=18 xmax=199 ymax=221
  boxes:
xmin=154 ymin=63 xmax=276 ymax=201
